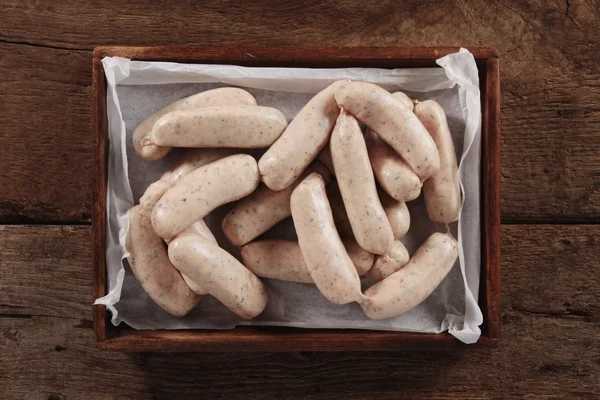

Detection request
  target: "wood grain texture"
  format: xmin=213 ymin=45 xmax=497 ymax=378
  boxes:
xmin=0 ymin=226 xmax=91 ymax=318
xmin=0 ymin=0 xmax=599 ymax=223
xmin=0 ymin=43 xmax=92 ymax=223
xmin=0 ymin=224 xmax=598 ymax=398
xmin=1 ymin=311 xmax=598 ymax=400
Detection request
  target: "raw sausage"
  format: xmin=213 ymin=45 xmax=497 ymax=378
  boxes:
xmin=330 ymin=110 xmax=394 ymax=255
xmin=365 ymin=130 xmax=422 ymax=202
xmin=366 ymin=240 xmax=409 ymax=282
xmin=222 ymin=161 xmax=331 ymax=246
xmin=392 ymin=91 xmax=414 ymax=111
xmin=152 ymin=154 xmax=259 ymax=241
xmin=133 ymin=88 xmax=256 ymax=160
xmin=151 ymin=106 xmax=287 ymax=149
xmin=241 ymin=239 xmax=374 ymax=283
xmin=168 ymin=232 xmax=268 ymax=319
xmin=379 ymin=190 xmax=410 ymax=239
xmin=290 ymin=173 xmax=363 ymax=304
xmin=259 ymin=80 xmax=349 ymax=191
xmin=177 ymin=220 xmax=218 ymax=296
xmin=414 ymin=99 xmax=461 ymax=223
xmin=161 ymin=148 xmax=236 ymax=184
xmin=125 ymin=180 xmax=199 ymax=317
xmin=335 ymin=81 xmax=440 ymax=180
xmin=360 ymin=232 xmax=458 ymax=319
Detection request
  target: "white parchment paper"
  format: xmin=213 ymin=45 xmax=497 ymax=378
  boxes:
xmin=94 ymin=48 xmax=483 ymax=344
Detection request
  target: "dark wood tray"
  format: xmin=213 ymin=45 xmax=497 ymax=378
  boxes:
xmin=92 ymin=46 xmax=500 ymax=351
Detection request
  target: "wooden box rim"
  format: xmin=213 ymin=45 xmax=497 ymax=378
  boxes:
xmin=92 ymin=46 xmax=500 ymax=352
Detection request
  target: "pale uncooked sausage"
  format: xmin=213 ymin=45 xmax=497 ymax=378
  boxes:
xmin=414 ymin=99 xmax=461 ymax=223
xmin=125 ymin=180 xmax=199 ymax=317
xmin=335 ymin=81 xmax=440 ymax=180
xmin=259 ymin=80 xmax=349 ymax=191
xmin=133 ymin=88 xmax=256 ymax=160
xmin=241 ymin=239 xmax=374 ymax=283
xmin=330 ymin=110 xmax=394 ymax=255
xmin=290 ymin=173 xmax=363 ymax=304
xmin=161 ymin=148 xmax=236 ymax=184
xmin=366 ymin=240 xmax=410 ymax=282
xmin=168 ymin=232 xmax=268 ymax=320
xmin=176 ymin=220 xmax=218 ymax=296
xmin=222 ymin=162 xmax=331 ymax=246
xmin=152 ymin=154 xmax=259 ymax=241
xmin=379 ymin=190 xmax=410 ymax=239
xmin=365 ymin=130 xmax=422 ymax=202
xmin=360 ymin=232 xmax=458 ymax=319
xmin=151 ymin=106 xmax=287 ymax=149
xmin=392 ymin=91 xmax=414 ymax=111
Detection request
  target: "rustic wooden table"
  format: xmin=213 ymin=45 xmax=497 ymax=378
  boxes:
xmin=1 ymin=1 xmax=599 ymax=398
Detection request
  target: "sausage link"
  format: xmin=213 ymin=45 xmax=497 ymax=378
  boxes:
xmin=259 ymin=80 xmax=349 ymax=191
xmin=330 ymin=110 xmax=394 ymax=255
xmin=392 ymin=91 xmax=414 ymax=111
xmin=241 ymin=239 xmax=374 ymax=283
xmin=366 ymin=240 xmax=409 ymax=282
xmin=365 ymin=130 xmax=422 ymax=202
xmin=379 ymin=190 xmax=411 ymax=239
xmin=360 ymin=232 xmax=458 ymax=319
xmin=168 ymin=233 xmax=268 ymax=319
xmin=125 ymin=180 xmax=199 ymax=317
xmin=335 ymin=81 xmax=440 ymax=179
xmin=152 ymin=154 xmax=260 ymax=241
xmin=134 ymin=88 xmax=256 ymax=160
xmin=161 ymin=148 xmax=236 ymax=184
xmin=222 ymin=161 xmax=331 ymax=246
xmin=151 ymin=106 xmax=287 ymax=149
xmin=290 ymin=173 xmax=363 ymax=304
xmin=176 ymin=220 xmax=218 ymax=296
xmin=414 ymin=100 xmax=462 ymax=223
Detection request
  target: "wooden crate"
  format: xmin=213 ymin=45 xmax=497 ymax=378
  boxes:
xmin=92 ymin=46 xmax=500 ymax=351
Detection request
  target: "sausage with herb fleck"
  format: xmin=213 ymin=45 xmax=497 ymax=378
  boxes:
xmin=161 ymin=148 xmax=236 ymax=184
xmin=241 ymin=239 xmax=374 ymax=283
xmin=330 ymin=110 xmax=394 ymax=255
xmin=335 ymin=81 xmax=439 ymax=180
xmin=366 ymin=240 xmax=410 ymax=282
xmin=291 ymin=173 xmax=363 ymax=304
xmin=152 ymin=154 xmax=260 ymax=242
xmin=365 ymin=130 xmax=422 ymax=202
xmin=259 ymin=80 xmax=349 ymax=191
xmin=168 ymin=232 xmax=268 ymax=319
xmin=360 ymin=232 xmax=458 ymax=319
xmin=125 ymin=180 xmax=199 ymax=317
xmin=414 ymin=99 xmax=462 ymax=223
xmin=391 ymin=91 xmax=414 ymax=111
xmin=176 ymin=220 xmax=218 ymax=296
xmin=133 ymin=88 xmax=256 ymax=160
xmin=222 ymin=161 xmax=331 ymax=246
xmin=151 ymin=106 xmax=287 ymax=149
xmin=379 ymin=190 xmax=411 ymax=239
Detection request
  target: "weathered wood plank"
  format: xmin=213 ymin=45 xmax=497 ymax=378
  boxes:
xmin=1 ymin=0 xmax=600 ymax=222
xmin=0 ymin=43 xmax=92 ymax=223
xmin=0 ymin=311 xmax=598 ymax=399
xmin=0 ymin=225 xmax=91 ymax=318
xmin=2 ymin=224 xmax=599 ymax=321
xmin=0 ymin=223 xmax=599 ymax=397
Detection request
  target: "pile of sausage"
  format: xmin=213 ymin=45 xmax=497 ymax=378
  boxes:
xmin=126 ymin=81 xmax=461 ymax=322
